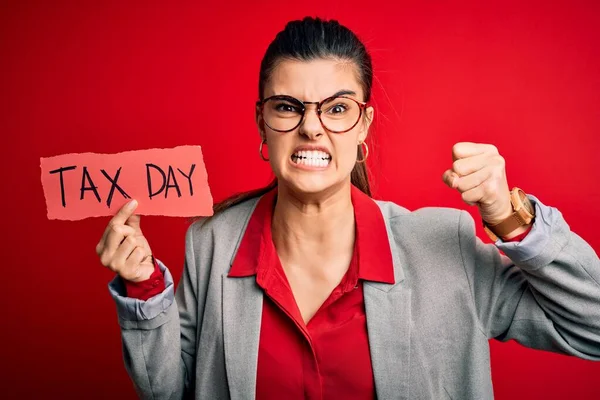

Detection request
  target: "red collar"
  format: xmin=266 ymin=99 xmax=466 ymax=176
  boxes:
xmin=228 ymin=184 xmax=395 ymax=284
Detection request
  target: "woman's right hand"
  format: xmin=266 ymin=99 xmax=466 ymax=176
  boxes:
xmin=96 ymin=199 xmax=155 ymax=282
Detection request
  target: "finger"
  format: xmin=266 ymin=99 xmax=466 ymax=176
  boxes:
xmin=107 ymin=235 xmax=140 ymax=272
xmin=454 ymin=166 xmax=493 ymax=193
xmin=108 ymin=199 xmax=138 ymax=236
xmin=452 ymin=142 xmax=498 ymax=161
xmin=460 ymin=185 xmax=485 ymax=206
xmin=122 ymin=247 xmax=148 ymax=281
xmin=112 ymin=199 xmax=138 ymax=226
xmin=126 ymin=246 xmax=150 ymax=270
xmin=98 ymin=200 xmax=138 ymax=248
xmin=125 ymin=214 xmax=142 ymax=232
xmin=452 ymin=152 xmax=489 ymax=177
xmin=97 ymin=223 xmax=134 ymax=258
xmin=460 ymin=181 xmax=497 ymax=206
xmin=102 ymin=224 xmax=138 ymax=260
xmin=442 ymin=169 xmax=460 ymax=189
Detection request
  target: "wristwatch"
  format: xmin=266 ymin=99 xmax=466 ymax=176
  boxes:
xmin=483 ymin=187 xmax=535 ymax=242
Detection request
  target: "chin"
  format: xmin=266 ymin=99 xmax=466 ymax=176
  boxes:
xmin=291 ymin=180 xmax=331 ymax=195
xmin=281 ymin=173 xmax=347 ymax=197
xmin=274 ymin=158 xmax=351 ymax=196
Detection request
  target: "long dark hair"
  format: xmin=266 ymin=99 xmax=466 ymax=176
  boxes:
xmin=213 ymin=17 xmax=373 ymax=215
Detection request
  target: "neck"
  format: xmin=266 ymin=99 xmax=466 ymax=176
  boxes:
xmin=271 ymin=180 xmax=355 ymax=262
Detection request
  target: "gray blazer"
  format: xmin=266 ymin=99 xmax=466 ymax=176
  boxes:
xmin=109 ymin=194 xmax=600 ymax=399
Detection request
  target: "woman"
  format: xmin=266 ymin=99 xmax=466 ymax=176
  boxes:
xmin=97 ymin=17 xmax=600 ymax=399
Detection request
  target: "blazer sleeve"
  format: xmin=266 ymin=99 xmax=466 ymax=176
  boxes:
xmin=458 ymin=195 xmax=600 ymax=360
xmin=108 ymin=221 xmax=202 ymax=399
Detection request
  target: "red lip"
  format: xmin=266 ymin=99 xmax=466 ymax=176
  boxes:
xmin=291 ymin=145 xmax=332 ymax=157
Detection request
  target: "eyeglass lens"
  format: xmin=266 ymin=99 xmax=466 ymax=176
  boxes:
xmin=262 ymin=96 xmax=361 ymax=133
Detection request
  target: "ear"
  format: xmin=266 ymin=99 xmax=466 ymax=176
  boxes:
xmin=358 ymin=105 xmax=374 ymax=143
xmin=256 ymin=104 xmax=266 ymax=141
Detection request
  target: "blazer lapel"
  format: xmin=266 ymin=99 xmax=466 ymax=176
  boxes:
xmin=364 ymin=283 xmax=411 ymax=400
xmin=219 ymin=197 xmax=263 ymax=400
xmin=222 ymin=274 xmax=263 ymax=400
xmin=365 ymin=202 xmax=412 ymax=400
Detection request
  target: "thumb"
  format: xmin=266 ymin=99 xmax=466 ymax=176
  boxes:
xmin=126 ymin=214 xmax=142 ymax=233
xmin=442 ymin=169 xmax=460 ymax=189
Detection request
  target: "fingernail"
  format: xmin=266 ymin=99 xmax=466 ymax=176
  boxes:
xmin=128 ymin=200 xmax=138 ymax=210
xmin=451 ymin=175 xmax=458 ymax=188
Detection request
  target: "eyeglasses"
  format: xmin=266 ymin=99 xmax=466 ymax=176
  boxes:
xmin=256 ymin=94 xmax=368 ymax=133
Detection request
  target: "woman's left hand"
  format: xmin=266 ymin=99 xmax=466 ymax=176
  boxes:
xmin=442 ymin=142 xmax=513 ymax=225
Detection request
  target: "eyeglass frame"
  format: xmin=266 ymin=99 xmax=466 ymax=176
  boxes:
xmin=256 ymin=94 xmax=369 ymax=134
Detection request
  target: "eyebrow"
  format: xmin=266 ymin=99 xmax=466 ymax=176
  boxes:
xmin=331 ymin=89 xmax=357 ymax=98
xmin=271 ymin=89 xmax=358 ymax=101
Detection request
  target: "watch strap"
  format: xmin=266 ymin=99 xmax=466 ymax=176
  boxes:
xmin=484 ymin=212 xmax=529 ymax=237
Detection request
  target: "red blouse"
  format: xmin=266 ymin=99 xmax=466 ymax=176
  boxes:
xmin=228 ymin=185 xmax=395 ymax=399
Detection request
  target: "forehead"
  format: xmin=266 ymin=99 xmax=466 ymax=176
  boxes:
xmin=265 ymin=58 xmax=363 ymax=101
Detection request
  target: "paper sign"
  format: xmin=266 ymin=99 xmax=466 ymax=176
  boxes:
xmin=40 ymin=145 xmax=213 ymax=220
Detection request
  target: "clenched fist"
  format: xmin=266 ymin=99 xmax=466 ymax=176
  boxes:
xmin=442 ymin=142 xmax=513 ymax=225
xmin=95 ymin=199 xmax=155 ymax=282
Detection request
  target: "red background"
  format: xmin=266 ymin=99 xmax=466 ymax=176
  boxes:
xmin=1 ymin=1 xmax=599 ymax=398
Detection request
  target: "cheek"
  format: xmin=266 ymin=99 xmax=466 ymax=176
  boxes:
xmin=269 ymin=137 xmax=289 ymax=160
xmin=264 ymin=135 xmax=291 ymax=172
xmin=333 ymin=138 xmax=359 ymax=169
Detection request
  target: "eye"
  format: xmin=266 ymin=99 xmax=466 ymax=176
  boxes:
xmin=325 ymin=103 xmax=348 ymax=115
xmin=275 ymin=103 xmax=301 ymax=113
xmin=332 ymin=104 xmax=347 ymax=114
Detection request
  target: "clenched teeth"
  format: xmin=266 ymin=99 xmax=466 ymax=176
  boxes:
xmin=291 ymin=150 xmax=332 ymax=167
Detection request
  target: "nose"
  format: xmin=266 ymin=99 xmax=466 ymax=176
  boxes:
xmin=298 ymin=103 xmax=323 ymax=140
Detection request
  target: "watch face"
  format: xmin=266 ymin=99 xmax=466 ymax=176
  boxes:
xmin=518 ymin=190 xmax=535 ymax=215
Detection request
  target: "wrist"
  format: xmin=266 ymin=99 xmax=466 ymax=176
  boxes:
xmin=500 ymin=223 xmax=532 ymax=240
xmin=133 ymin=265 xmax=155 ymax=282
xmin=483 ymin=187 xmax=536 ymax=242
xmin=482 ymin=202 xmax=514 ymax=226
xmin=124 ymin=257 xmax=157 ymax=283
xmin=123 ymin=260 xmax=164 ymax=300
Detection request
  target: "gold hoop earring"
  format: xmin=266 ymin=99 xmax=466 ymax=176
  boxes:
xmin=259 ymin=138 xmax=269 ymax=161
xmin=356 ymin=141 xmax=369 ymax=163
